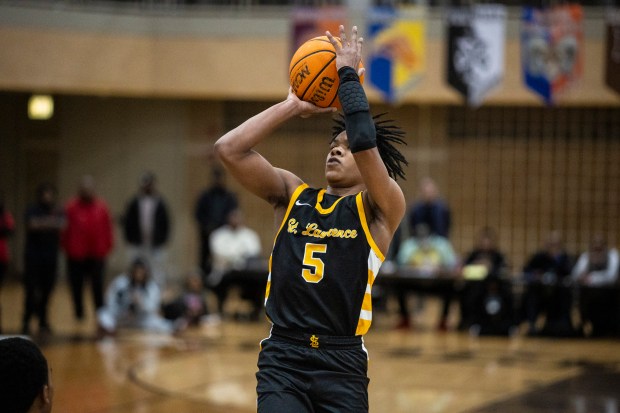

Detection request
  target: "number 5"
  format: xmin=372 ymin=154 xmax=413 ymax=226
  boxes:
xmin=302 ymin=243 xmax=327 ymax=283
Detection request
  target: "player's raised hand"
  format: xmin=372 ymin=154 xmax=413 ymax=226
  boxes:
xmin=326 ymin=25 xmax=364 ymax=75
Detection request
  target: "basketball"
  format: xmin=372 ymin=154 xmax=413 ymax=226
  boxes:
xmin=289 ymin=36 xmax=364 ymax=108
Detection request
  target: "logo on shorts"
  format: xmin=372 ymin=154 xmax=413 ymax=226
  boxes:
xmin=310 ymin=334 xmax=319 ymax=348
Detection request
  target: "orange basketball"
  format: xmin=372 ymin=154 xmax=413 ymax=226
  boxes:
xmin=289 ymin=36 xmax=364 ymax=109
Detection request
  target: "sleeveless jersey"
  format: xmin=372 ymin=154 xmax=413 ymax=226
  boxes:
xmin=265 ymin=184 xmax=385 ymax=336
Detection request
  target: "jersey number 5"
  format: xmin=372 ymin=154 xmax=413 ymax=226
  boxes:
xmin=302 ymin=243 xmax=327 ymax=283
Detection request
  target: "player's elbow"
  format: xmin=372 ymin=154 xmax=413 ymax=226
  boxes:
xmin=213 ymin=135 xmax=236 ymax=165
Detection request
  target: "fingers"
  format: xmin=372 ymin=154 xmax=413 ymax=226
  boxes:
xmin=325 ymin=30 xmax=341 ymax=51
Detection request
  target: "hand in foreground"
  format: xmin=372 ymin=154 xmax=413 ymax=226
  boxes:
xmin=326 ymin=24 xmax=364 ymax=76
xmin=286 ymin=87 xmax=337 ymax=118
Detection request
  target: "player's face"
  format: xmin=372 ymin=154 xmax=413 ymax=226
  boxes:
xmin=325 ymin=132 xmax=363 ymax=187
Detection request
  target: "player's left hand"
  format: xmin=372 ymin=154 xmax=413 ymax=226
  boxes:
xmin=326 ymin=25 xmax=364 ymax=75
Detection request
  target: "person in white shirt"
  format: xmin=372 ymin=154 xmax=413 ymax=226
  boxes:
xmin=97 ymin=258 xmax=176 ymax=337
xmin=122 ymin=172 xmax=171 ymax=288
xmin=208 ymin=208 xmax=262 ymax=318
xmin=571 ymin=233 xmax=619 ymax=336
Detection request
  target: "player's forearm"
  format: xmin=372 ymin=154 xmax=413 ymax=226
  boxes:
xmin=214 ymin=99 xmax=299 ymax=162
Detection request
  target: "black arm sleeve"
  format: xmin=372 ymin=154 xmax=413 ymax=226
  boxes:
xmin=337 ymin=66 xmax=376 ymax=154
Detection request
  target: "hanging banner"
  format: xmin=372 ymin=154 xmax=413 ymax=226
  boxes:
xmin=521 ymin=4 xmax=584 ymax=105
xmin=605 ymin=8 xmax=620 ymax=95
xmin=366 ymin=5 xmax=426 ymax=103
xmin=290 ymin=6 xmax=346 ymax=56
xmin=446 ymin=5 xmax=507 ymax=107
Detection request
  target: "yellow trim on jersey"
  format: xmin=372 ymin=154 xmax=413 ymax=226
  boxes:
xmin=315 ymin=189 xmax=346 ymax=215
xmin=272 ymin=183 xmax=309 ymax=246
xmin=355 ymin=268 xmax=376 ymax=335
xmin=266 ymin=184 xmax=307 ymax=304
xmin=355 ymin=192 xmax=385 ymax=262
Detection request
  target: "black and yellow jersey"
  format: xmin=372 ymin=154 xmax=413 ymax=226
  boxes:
xmin=265 ymin=184 xmax=385 ymax=337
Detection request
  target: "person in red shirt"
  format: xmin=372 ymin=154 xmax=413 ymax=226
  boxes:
xmin=62 ymin=175 xmax=114 ymax=321
xmin=0 ymin=194 xmax=16 ymax=334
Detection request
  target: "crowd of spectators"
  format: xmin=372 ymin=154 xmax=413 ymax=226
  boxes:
xmin=0 ymin=172 xmax=618 ymax=339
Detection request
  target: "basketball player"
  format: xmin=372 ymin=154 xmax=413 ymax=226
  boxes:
xmin=215 ymin=25 xmax=407 ymax=412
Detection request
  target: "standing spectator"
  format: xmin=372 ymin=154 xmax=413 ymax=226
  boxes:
xmin=0 ymin=337 xmax=54 ymax=413
xmin=62 ymin=175 xmax=114 ymax=321
xmin=22 ymin=183 xmax=65 ymax=336
xmin=122 ymin=172 xmax=170 ymax=287
xmin=571 ymin=233 xmax=619 ymax=337
xmin=208 ymin=208 xmax=262 ymax=318
xmin=195 ymin=166 xmax=238 ymax=279
xmin=519 ymin=231 xmax=575 ymax=336
xmin=97 ymin=258 xmax=177 ymax=337
xmin=407 ymin=177 xmax=451 ymax=239
xmin=0 ymin=194 xmax=15 ymax=334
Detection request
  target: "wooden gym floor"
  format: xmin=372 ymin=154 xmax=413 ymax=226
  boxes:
xmin=1 ymin=280 xmax=619 ymax=413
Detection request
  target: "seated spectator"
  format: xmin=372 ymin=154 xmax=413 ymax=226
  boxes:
xmin=162 ymin=272 xmax=209 ymax=327
xmin=571 ymin=233 xmax=619 ymax=337
xmin=395 ymin=223 xmax=459 ymax=330
xmin=0 ymin=336 xmax=53 ymax=413
xmin=459 ymin=227 xmax=516 ymax=336
xmin=519 ymin=231 xmax=575 ymax=336
xmin=97 ymin=258 xmax=179 ymax=337
xmin=208 ymin=208 xmax=262 ymax=319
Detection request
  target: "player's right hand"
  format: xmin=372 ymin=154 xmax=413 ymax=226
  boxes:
xmin=286 ymin=87 xmax=337 ymax=118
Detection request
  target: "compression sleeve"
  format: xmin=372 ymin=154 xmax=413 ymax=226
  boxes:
xmin=337 ymin=66 xmax=376 ymax=153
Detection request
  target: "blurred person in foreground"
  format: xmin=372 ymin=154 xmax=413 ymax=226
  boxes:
xmin=0 ymin=336 xmax=53 ymax=413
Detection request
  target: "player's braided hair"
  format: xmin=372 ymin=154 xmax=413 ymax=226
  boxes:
xmin=331 ymin=113 xmax=408 ymax=181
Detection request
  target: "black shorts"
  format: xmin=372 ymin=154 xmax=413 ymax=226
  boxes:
xmin=256 ymin=327 xmax=370 ymax=413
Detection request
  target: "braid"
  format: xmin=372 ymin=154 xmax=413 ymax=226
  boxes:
xmin=331 ymin=113 xmax=408 ymax=181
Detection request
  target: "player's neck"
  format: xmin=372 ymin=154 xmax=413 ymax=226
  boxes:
xmin=326 ymin=183 xmax=365 ymax=197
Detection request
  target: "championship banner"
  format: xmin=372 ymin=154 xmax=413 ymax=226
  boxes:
xmin=291 ymin=6 xmax=346 ymax=57
xmin=521 ymin=4 xmax=584 ymax=105
xmin=446 ymin=5 xmax=506 ymax=107
xmin=366 ymin=5 xmax=426 ymax=103
xmin=605 ymin=8 xmax=620 ymax=95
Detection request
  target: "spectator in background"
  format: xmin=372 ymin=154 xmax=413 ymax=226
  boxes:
xmin=62 ymin=175 xmax=114 ymax=321
xmin=407 ymin=177 xmax=451 ymax=239
xmin=571 ymin=233 xmax=619 ymax=337
xmin=459 ymin=227 xmax=515 ymax=335
xmin=0 ymin=337 xmax=53 ymax=413
xmin=162 ymin=271 xmax=209 ymax=328
xmin=519 ymin=231 xmax=575 ymax=337
xmin=97 ymin=258 xmax=179 ymax=337
xmin=209 ymin=208 xmax=262 ymax=319
xmin=395 ymin=223 xmax=459 ymax=330
xmin=122 ymin=172 xmax=171 ymax=288
xmin=22 ymin=183 xmax=65 ymax=336
xmin=0 ymin=194 xmax=15 ymax=334
xmin=195 ymin=166 xmax=238 ymax=280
